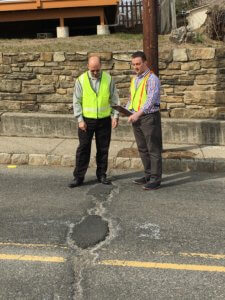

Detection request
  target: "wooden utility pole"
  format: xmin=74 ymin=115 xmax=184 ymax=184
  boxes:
xmin=142 ymin=0 xmax=159 ymax=75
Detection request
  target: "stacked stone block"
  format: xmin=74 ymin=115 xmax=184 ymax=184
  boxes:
xmin=0 ymin=48 xmax=225 ymax=119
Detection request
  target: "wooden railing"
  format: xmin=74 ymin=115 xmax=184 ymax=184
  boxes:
xmin=118 ymin=0 xmax=143 ymax=28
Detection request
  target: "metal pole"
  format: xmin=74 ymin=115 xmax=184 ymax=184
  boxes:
xmin=142 ymin=0 xmax=159 ymax=76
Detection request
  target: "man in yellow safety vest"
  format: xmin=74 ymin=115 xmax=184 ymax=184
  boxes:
xmin=127 ymin=51 xmax=162 ymax=190
xmin=68 ymin=56 xmax=119 ymax=188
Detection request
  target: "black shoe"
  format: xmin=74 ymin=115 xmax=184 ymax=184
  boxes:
xmin=143 ymin=181 xmax=161 ymax=190
xmin=97 ymin=175 xmax=111 ymax=185
xmin=133 ymin=176 xmax=150 ymax=185
xmin=68 ymin=178 xmax=83 ymax=188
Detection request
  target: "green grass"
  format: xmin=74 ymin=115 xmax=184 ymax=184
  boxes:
xmin=195 ymin=33 xmax=204 ymax=44
xmin=113 ymin=33 xmax=143 ymax=40
xmin=0 ymin=34 xmax=144 ymax=53
xmin=0 ymin=33 xmax=223 ymax=53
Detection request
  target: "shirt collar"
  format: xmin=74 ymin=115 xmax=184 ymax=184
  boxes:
xmin=137 ymin=68 xmax=150 ymax=79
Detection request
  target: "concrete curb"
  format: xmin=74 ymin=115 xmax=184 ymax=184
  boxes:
xmin=1 ymin=112 xmax=225 ymax=172
xmin=1 ymin=152 xmax=225 ymax=172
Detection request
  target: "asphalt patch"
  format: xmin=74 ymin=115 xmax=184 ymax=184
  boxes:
xmin=71 ymin=215 xmax=109 ymax=249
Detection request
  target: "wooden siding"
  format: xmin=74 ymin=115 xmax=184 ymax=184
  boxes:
xmin=0 ymin=0 xmax=118 ymax=25
xmin=0 ymin=0 xmax=118 ymax=12
xmin=0 ymin=7 xmax=105 ymax=23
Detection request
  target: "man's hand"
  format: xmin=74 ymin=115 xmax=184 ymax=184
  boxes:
xmin=78 ymin=121 xmax=87 ymax=131
xmin=128 ymin=111 xmax=143 ymax=123
xmin=112 ymin=118 xmax=118 ymax=129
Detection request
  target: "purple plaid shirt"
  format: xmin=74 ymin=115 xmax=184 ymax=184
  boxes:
xmin=128 ymin=69 xmax=161 ymax=114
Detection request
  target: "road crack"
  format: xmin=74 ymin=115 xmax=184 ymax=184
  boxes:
xmin=69 ymin=182 xmax=120 ymax=300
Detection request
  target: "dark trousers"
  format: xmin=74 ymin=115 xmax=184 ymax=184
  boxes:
xmin=73 ymin=116 xmax=112 ymax=179
xmin=132 ymin=111 xmax=162 ymax=180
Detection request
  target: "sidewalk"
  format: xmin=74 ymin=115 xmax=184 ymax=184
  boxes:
xmin=1 ymin=136 xmax=225 ymax=172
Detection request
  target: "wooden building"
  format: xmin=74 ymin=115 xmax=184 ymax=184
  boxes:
xmin=0 ymin=0 xmax=119 ymax=37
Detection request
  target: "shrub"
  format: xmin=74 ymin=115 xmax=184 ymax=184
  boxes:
xmin=206 ymin=4 xmax=225 ymax=41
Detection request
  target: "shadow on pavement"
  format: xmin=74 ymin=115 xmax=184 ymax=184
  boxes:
xmin=109 ymin=169 xmax=225 ymax=188
xmin=161 ymin=171 xmax=225 ymax=188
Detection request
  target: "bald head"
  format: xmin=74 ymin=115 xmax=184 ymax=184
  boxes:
xmin=88 ymin=56 xmax=101 ymax=66
xmin=88 ymin=56 xmax=101 ymax=78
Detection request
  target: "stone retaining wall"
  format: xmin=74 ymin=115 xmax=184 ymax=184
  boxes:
xmin=0 ymin=48 xmax=225 ymax=119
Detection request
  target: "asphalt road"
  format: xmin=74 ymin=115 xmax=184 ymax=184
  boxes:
xmin=0 ymin=165 xmax=225 ymax=299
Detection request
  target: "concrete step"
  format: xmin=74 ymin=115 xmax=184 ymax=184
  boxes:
xmin=1 ymin=112 xmax=225 ymax=145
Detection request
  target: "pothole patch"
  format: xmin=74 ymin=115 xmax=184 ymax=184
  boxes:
xmin=71 ymin=215 xmax=109 ymax=249
xmin=87 ymin=184 xmax=114 ymax=202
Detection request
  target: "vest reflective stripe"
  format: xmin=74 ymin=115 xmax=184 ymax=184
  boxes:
xmin=79 ymin=71 xmax=111 ymax=119
xmin=129 ymin=74 xmax=149 ymax=112
xmin=83 ymin=106 xmax=110 ymax=112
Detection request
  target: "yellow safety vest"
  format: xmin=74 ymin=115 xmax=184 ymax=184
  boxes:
xmin=129 ymin=73 xmax=150 ymax=112
xmin=79 ymin=71 xmax=111 ymax=119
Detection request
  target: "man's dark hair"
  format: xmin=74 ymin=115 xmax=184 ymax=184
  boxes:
xmin=131 ymin=51 xmax=147 ymax=62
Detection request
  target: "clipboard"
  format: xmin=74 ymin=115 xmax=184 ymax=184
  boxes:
xmin=111 ymin=105 xmax=133 ymax=116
